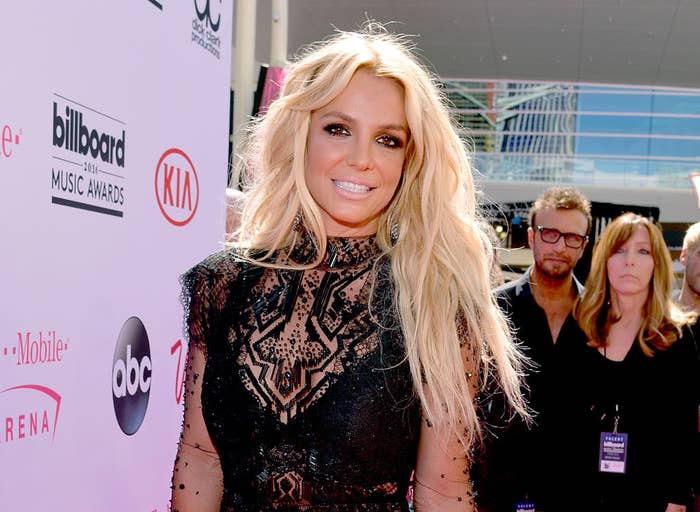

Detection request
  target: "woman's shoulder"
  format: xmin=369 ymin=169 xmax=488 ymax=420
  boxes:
xmin=182 ymin=246 xmax=259 ymax=288
xmin=191 ymin=245 xmax=245 ymax=270
xmin=665 ymin=323 xmax=699 ymax=359
xmin=646 ymin=325 xmax=699 ymax=385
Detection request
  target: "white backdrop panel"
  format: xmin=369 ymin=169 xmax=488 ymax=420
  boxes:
xmin=0 ymin=1 xmax=233 ymax=510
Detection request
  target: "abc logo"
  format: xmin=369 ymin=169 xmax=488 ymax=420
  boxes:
xmin=112 ymin=317 xmax=152 ymax=435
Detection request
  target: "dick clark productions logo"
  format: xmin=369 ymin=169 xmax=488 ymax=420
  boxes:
xmin=112 ymin=317 xmax=152 ymax=435
xmin=192 ymin=0 xmax=222 ymax=59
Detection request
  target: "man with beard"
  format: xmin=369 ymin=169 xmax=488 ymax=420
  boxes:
xmin=474 ymin=186 xmax=591 ymax=512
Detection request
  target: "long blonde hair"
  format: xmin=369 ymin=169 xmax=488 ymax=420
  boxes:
xmin=232 ymin=26 xmax=527 ymax=448
xmin=574 ymin=213 xmax=691 ymax=356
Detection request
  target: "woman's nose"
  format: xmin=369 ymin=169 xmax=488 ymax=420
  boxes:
xmin=347 ymin=141 xmax=373 ymax=171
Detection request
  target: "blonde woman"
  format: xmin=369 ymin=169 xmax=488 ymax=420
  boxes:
xmin=542 ymin=213 xmax=698 ymax=512
xmin=171 ymin=26 xmax=527 ymax=512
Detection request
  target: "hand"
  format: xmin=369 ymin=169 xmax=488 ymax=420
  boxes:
xmin=664 ymin=503 xmax=686 ymax=512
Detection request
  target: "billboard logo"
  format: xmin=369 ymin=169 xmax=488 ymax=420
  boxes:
xmin=2 ymin=331 xmax=69 ymax=365
xmin=0 ymin=384 xmax=62 ymax=445
xmin=192 ymin=0 xmax=222 ymax=59
xmin=155 ymin=148 xmax=199 ymax=226
xmin=0 ymin=121 xmax=22 ymax=159
xmin=50 ymin=94 xmax=127 ymax=218
xmin=52 ymin=102 xmax=125 ymax=167
xmin=112 ymin=317 xmax=152 ymax=436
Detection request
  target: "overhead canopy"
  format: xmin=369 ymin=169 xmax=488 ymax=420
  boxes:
xmin=245 ymin=0 xmax=700 ymax=89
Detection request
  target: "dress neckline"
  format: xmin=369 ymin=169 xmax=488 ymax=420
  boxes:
xmin=289 ymin=230 xmax=382 ymax=270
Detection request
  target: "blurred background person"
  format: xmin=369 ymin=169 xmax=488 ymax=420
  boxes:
xmin=542 ymin=213 xmax=697 ymax=512
xmin=474 ymin=186 xmax=591 ymax=512
xmin=675 ymin=221 xmax=700 ymax=512
xmin=678 ymin=221 xmax=700 ymax=317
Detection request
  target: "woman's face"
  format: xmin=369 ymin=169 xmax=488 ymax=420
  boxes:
xmin=606 ymin=225 xmax=655 ymax=300
xmin=305 ymin=69 xmax=408 ymax=237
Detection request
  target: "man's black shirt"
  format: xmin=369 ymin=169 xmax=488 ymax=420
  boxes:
xmin=473 ymin=267 xmax=583 ymax=512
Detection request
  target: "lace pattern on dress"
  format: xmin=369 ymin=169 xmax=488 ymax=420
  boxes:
xmin=176 ymin=235 xmax=421 ymax=512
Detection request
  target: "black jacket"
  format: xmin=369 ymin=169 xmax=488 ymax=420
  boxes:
xmin=473 ymin=267 xmax=583 ymax=512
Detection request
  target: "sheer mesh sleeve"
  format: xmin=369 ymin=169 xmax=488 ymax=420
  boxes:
xmin=179 ymin=264 xmax=214 ymax=353
xmin=171 ymin=264 xmax=224 ymax=512
xmin=413 ymin=417 xmax=475 ymax=512
xmin=413 ymin=318 xmax=479 ymax=512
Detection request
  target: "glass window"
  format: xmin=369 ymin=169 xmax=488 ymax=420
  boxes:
xmin=575 ymin=134 xmax=649 ymax=156
xmin=577 ymin=91 xmax=653 ymax=113
xmin=651 ymin=117 xmax=700 ymax=136
xmin=649 ymin=139 xmax=700 ymax=158
xmin=577 ymin=114 xmax=652 ymax=135
xmin=652 ymin=95 xmax=700 ymax=115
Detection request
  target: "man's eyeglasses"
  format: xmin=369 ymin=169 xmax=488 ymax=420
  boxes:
xmin=536 ymin=226 xmax=588 ymax=249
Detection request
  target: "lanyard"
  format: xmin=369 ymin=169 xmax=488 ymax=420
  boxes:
xmin=601 ymin=346 xmax=623 ymax=431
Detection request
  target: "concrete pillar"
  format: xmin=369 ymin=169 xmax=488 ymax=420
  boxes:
xmin=232 ymin=0 xmax=257 ymax=143
xmin=270 ymin=0 xmax=288 ymax=68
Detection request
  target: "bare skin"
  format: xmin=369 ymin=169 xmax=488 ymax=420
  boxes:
xmin=529 ymin=265 xmax=579 ymax=342
xmin=527 ymin=207 xmax=589 ymax=342
xmin=678 ymin=241 xmax=700 ymax=314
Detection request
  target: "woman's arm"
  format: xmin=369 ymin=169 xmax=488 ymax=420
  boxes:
xmin=412 ymin=416 xmax=475 ymax=512
xmin=664 ymin=504 xmax=686 ymax=512
xmin=170 ymin=343 xmax=223 ymax=512
xmin=413 ymin=328 xmax=478 ymax=512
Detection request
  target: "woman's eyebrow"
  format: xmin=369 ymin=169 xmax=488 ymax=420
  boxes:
xmin=320 ymin=111 xmax=408 ymax=134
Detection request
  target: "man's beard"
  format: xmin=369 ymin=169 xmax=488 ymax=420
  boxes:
xmin=536 ymin=258 xmax=574 ymax=280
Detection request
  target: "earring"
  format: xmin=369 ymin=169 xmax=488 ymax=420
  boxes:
xmin=292 ymin=211 xmax=302 ymax=232
xmin=390 ymin=222 xmax=399 ymax=244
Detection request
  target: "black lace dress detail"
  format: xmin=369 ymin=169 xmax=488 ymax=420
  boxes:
xmin=174 ymin=236 xmax=421 ymax=512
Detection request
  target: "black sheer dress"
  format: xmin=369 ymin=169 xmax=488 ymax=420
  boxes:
xmin=172 ymin=236 xmax=422 ymax=512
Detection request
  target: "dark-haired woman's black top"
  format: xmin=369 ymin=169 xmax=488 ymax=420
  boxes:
xmin=174 ymin=236 xmax=421 ymax=512
xmin=540 ymin=324 xmax=698 ymax=512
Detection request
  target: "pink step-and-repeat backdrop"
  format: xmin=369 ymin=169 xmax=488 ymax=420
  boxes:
xmin=0 ymin=1 xmax=233 ymax=510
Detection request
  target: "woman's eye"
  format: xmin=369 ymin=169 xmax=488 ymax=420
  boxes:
xmin=324 ymin=124 xmax=350 ymax=137
xmin=376 ymin=135 xmax=403 ymax=149
xmin=614 ymin=248 xmax=625 ymax=254
xmin=639 ymin=248 xmax=650 ymax=255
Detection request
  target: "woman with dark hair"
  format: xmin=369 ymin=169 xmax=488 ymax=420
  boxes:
xmin=542 ymin=213 xmax=698 ymax=512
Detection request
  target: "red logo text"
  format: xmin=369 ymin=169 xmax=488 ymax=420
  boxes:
xmin=3 ymin=331 xmax=69 ymax=365
xmin=170 ymin=339 xmax=186 ymax=404
xmin=0 ymin=122 xmax=22 ymax=159
xmin=155 ymin=148 xmax=199 ymax=226
xmin=0 ymin=384 xmax=62 ymax=445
